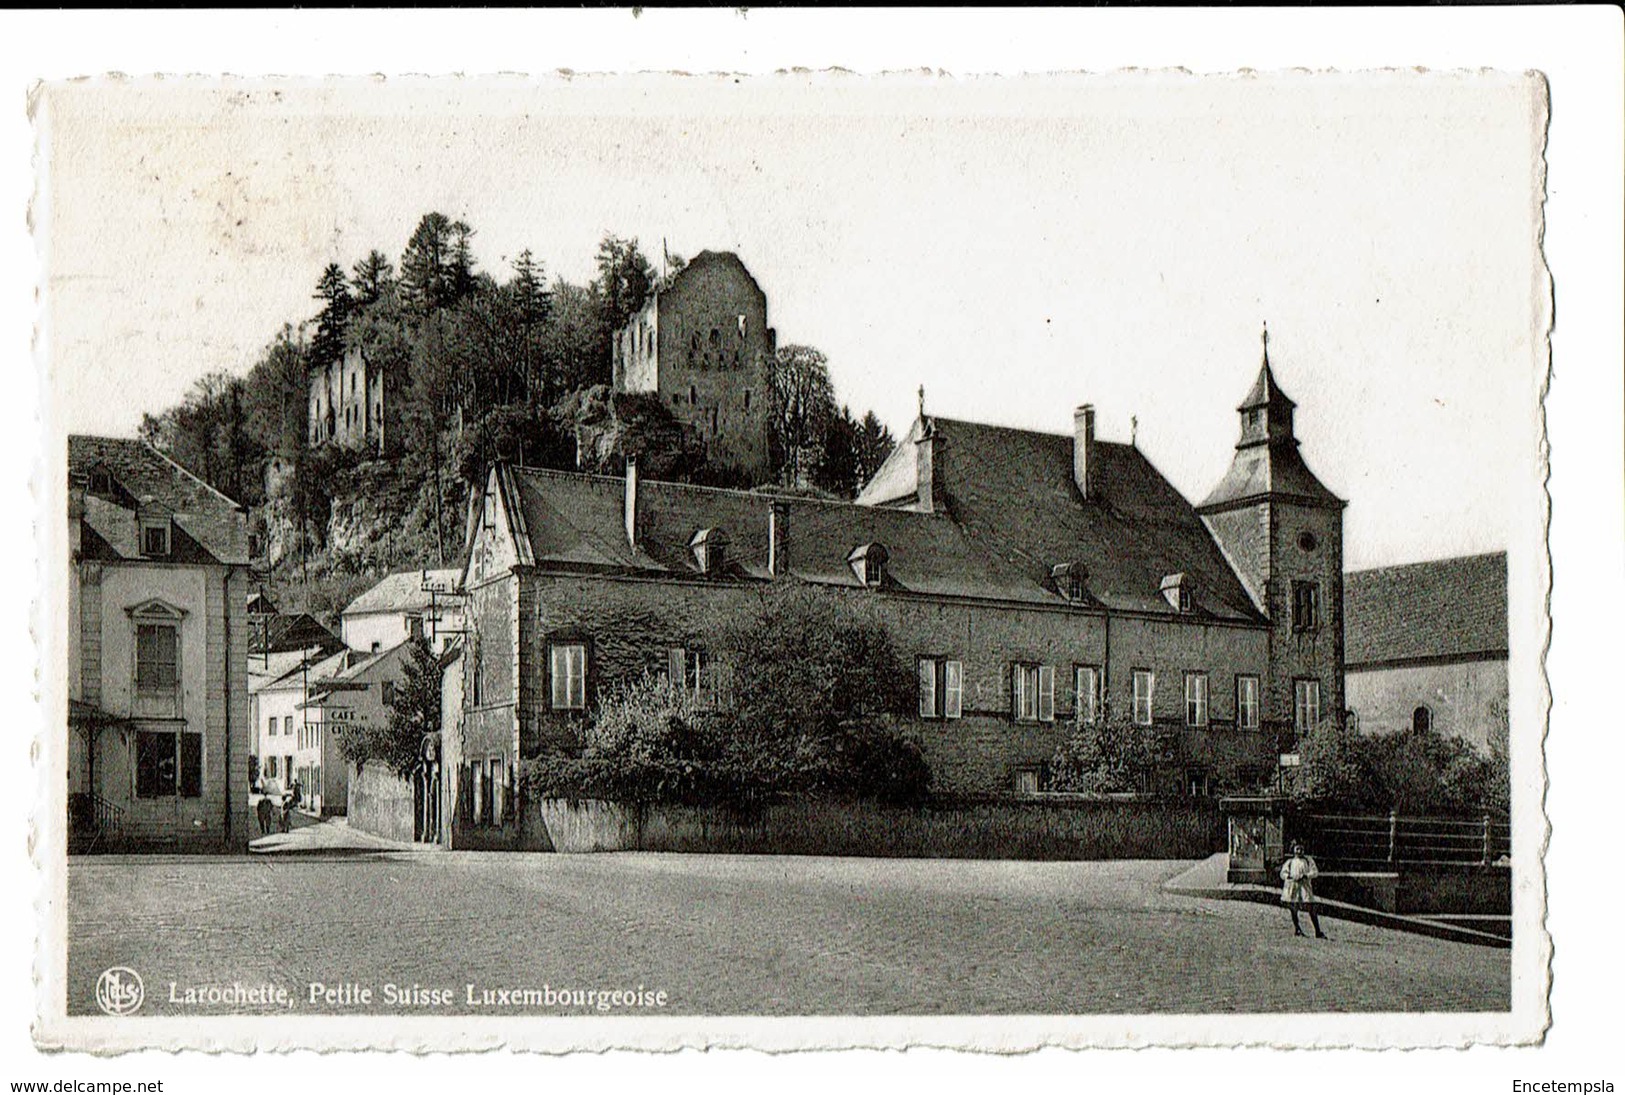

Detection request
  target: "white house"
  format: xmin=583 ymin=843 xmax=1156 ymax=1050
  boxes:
xmin=341 ymin=568 xmax=465 ymax=655
xmin=249 ymin=646 xmax=329 ymax=791
xmin=68 ymin=436 xmax=251 ymax=852
xmin=290 ymin=643 xmax=416 ymax=816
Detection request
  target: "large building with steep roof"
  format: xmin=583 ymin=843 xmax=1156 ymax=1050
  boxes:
xmin=1344 ymin=552 xmax=1508 ymax=752
xmin=440 ymin=345 xmax=1347 ymax=848
xmin=68 ymin=435 xmax=252 ymax=852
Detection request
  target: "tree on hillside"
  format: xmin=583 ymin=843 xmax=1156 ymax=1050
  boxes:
xmin=399 ymin=212 xmax=476 ymax=317
xmin=350 ymin=249 xmax=396 ymax=307
xmin=507 ymin=250 xmax=551 ymax=403
xmin=338 ymin=636 xmax=440 ymax=779
xmin=541 ymin=279 xmax=609 ymax=394
xmin=403 ymin=310 xmax=468 ymax=563
xmin=242 ymin=324 xmax=311 ymax=460
xmin=593 ymin=234 xmax=655 ymax=338
xmin=310 ymin=263 xmax=354 ymax=371
xmin=815 ymin=406 xmax=896 ymax=499
xmin=140 ymin=370 xmax=264 ymax=506
xmin=768 ymin=344 xmax=838 ymax=487
xmin=510 ymin=250 xmax=550 ymax=328
xmin=453 ymin=403 xmax=575 ymax=487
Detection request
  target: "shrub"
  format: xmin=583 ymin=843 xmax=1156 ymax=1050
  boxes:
xmin=1047 ymin=720 xmax=1158 ymax=794
xmin=521 ymin=588 xmax=932 ymax=809
xmin=1291 ymin=717 xmax=1509 ymax=816
xmin=521 ymin=674 xmax=745 ymax=806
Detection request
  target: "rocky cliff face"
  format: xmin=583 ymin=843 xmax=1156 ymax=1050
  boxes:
xmin=258 ymin=453 xmax=465 ymax=616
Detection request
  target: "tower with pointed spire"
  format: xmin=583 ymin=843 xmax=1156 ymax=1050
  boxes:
xmin=1197 ymin=329 xmax=1347 ymax=740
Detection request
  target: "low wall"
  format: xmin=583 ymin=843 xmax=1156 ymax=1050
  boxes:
xmin=532 ymin=796 xmax=1224 ymax=859
xmin=1279 ymin=866 xmax=1509 ymax=917
xmin=347 ymin=763 xmax=415 ymax=844
xmin=1397 ymin=864 xmax=1511 ymax=916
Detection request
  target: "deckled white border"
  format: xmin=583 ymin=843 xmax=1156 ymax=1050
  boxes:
xmin=6 ymin=8 xmax=1618 ymax=1078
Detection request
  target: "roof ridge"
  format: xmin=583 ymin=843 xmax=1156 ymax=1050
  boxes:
xmin=1347 ymin=551 xmax=1507 ymax=578
xmin=146 ymin=441 xmax=249 ymax=513
xmin=508 ymin=464 xmax=950 ymax=517
xmin=933 ymin=416 xmax=1138 ymax=449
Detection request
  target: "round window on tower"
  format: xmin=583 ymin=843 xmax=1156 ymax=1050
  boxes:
xmin=1298 ymin=531 xmax=1319 ymax=552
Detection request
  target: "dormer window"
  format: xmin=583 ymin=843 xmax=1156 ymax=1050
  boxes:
xmin=848 ymin=542 xmax=889 ymax=588
xmin=1051 ymin=562 xmax=1089 ymax=602
xmin=140 ymin=518 xmax=171 ymax=557
xmin=689 ymin=527 xmax=729 ymax=575
xmin=88 ymin=465 xmax=117 ymax=497
xmin=1161 ymin=573 xmax=1192 ymax=612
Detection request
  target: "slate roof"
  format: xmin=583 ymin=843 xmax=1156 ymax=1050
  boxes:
xmin=343 ymin=569 xmax=463 ymax=616
xmin=505 ymin=466 xmax=1046 ymax=604
xmin=1344 ymin=552 xmax=1508 ymax=667
xmin=249 ymin=613 xmax=344 ymax=656
xmin=912 ymin=418 xmax=1263 ymax=621
xmin=248 ymin=647 xmax=332 ymax=693
xmin=299 ymin=644 xmax=406 ymax=706
xmin=500 ymin=410 xmax=1266 ymax=622
xmin=1198 ymin=438 xmax=1344 ymax=511
xmin=1239 ymin=360 xmax=1297 ymax=411
xmin=69 ymin=435 xmax=249 ymax=565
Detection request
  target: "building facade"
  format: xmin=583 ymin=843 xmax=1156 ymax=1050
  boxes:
xmin=282 ymin=644 xmax=415 ymax=817
xmin=341 ymin=568 xmax=465 ymax=656
xmin=611 ymin=250 xmax=776 ymax=481
xmin=249 ymin=646 xmax=327 ymax=792
xmin=1194 ymin=354 xmax=1348 ymax=735
xmin=1344 ymin=552 xmax=1508 ymax=753
xmin=68 ymin=436 xmax=252 ymax=852
xmin=441 ymin=353 xmax=1346 ymax=848
xmin=308 ymin=344 xmax=392 ymax=452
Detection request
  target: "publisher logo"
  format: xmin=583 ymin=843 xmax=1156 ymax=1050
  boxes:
xmin=95 ymin=967 xmax=144 ymax=1016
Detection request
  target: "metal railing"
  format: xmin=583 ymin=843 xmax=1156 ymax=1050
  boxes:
xmin=68 ymin=791 xmax=125 ymax=851
xmin=1296 ymin=810 xmax=1510 ymax=869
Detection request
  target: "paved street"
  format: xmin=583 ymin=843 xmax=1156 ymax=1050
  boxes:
xmin=67 ymin=853 xmax=1509 ymax=1016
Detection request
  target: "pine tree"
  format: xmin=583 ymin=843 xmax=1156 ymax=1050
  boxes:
xmin=310 ymin=263 xmax=353 ymax=370
xmin=399 ymin=212 xmax=456 ymax=317
xmin=510 ymin=249 xmax=550 ymax=327
xmin=351 ymin=249 xmax=396 ymax=307
xmin=509 ymin=249 xmax=551 ymax=403
xmin=339 ymin=636 xmax=442 ymax=779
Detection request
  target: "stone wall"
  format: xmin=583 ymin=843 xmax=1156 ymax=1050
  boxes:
xmin=530 ymin=796 xmax=1224 ymax=859
xmin=515 ymin=570 xmax=1278 ymax=795
xmin=347 ymin=762 xmax=415 ymax=844
xmin=1347 ymin=657 xmax=1508 ymax=752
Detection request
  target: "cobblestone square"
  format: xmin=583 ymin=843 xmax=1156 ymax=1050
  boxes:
xmin=66 ymin=853 xmax=1510 ymax=1016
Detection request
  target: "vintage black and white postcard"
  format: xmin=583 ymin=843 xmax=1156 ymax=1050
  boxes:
xmin=28 ymin=27 xmax=1564 ymax=1060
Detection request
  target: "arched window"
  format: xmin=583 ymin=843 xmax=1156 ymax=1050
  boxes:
xmin=1412 ymin=705 xmax=1432 ymax=734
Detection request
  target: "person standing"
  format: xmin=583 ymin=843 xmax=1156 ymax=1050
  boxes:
xmin=257 ymin=774 xmax=282 ymax=837
xmin=282 ymin=778 xmax=302 ymax=833
xmin=1280 ymin=841 xmax=1328 ymax=939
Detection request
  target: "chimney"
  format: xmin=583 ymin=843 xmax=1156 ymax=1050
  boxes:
xmin=915 ymin=419 xmax=937 ymax=512
xmin=68 ymin=473 xmax=85 ymax=558
xmin=1073 ymin=404 xmax=1096 ymax=500
xmin=768 ymin=500 xmax=788 ymax=576
xmin=624 ymin=456 xmax=639 ymax=548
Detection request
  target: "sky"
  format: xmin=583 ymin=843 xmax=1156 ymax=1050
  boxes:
xmin=40 ymin=71 xmax=1546 ymax=570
